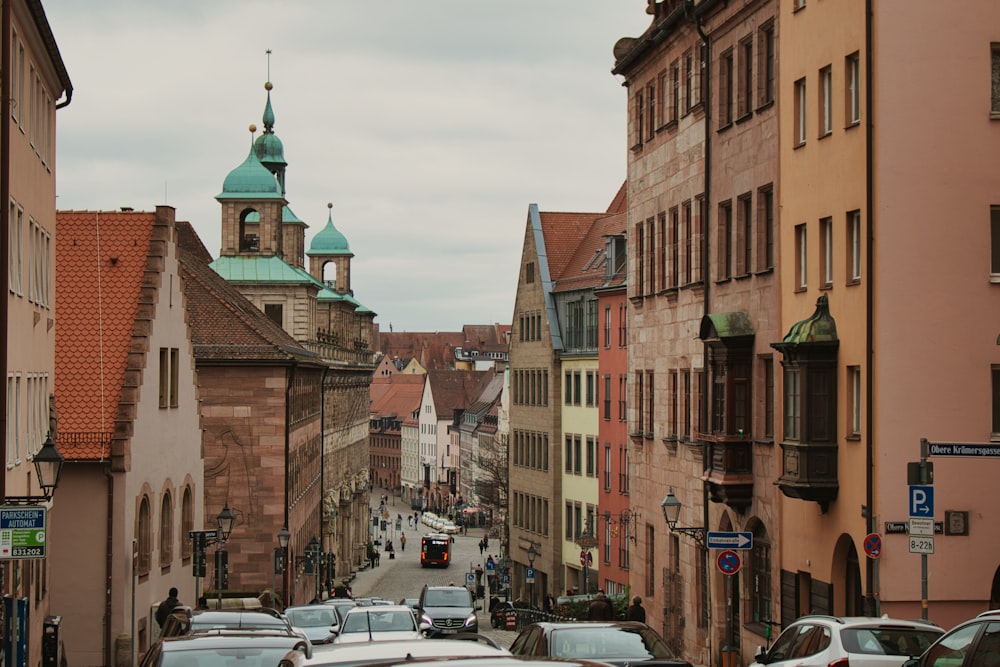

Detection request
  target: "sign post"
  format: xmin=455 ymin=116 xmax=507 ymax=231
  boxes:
xmin=915 ymin=439 xmax=933 ymax=620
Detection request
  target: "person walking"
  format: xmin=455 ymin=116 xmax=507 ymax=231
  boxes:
xmin=400 ymin=534 xmax=406 ymax=551
xmin=626 ymin=596 xmax=646 ymax=622
xmin=587 ymin=591 xmax=614 ymax=621
xmin=155 ymin=587 xmax=181 ymax=628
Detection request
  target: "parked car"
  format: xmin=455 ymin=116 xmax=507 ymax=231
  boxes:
xmin=750 ymin=615 xmax=943 ymax=667
xmin=278 ymin=636 xmax=508 ymax=667
xmin=284 ymin=605 xmax=341 ymax=645
xmin=160 ymin=607 xmax=298 ymax=638
xmin=140 ymin=630 xmax=311 ymax=667
xmin=284 ymin=654 xmax=620 ymax=667
xmin=417 ymin=585 xmax=478 ymax=636
xmin=323 ymin=598 xmax=360 ymax=623
xmin=509 ymin=621 xmax=691 ymax=667
xmin=332 ymin=605 xmax=423 ymax=643
xmin=901 ymin=609 xmax=1000 ymax=667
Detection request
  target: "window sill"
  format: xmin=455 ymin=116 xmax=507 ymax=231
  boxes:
xmin=989 ymin=274 xmax=1000 ymax=284
xmin=845 ymin=120 xmax=861 ymax=130
xmin=820 ymin=283 xmax=833 ymax=291
xmin=735 ymin=111 xmax=754 ymax=124
xmin=793 ymin=140 xmax=806 ymax=150
xmin=734 ymin=272 xmax=752 ymax=282
xmin=818 ymin=130 xmax=832 ymax=140
xmin=657 ymin=120 xmax=678 ymax=134
xmin=846 ymin=278 xmax=861 ymax=287
xmin=754 ymin=267 xmax=775 ymax=277
xmin=846 ymin=434 xmax=861 ymax=442
xmin=715 ymin=277 xmax=732 ymax=285
xmin=717 ymin=121 xmax=733 ymax=133
xmin=794 ymin=286 xmax=807 ymax=293
xmin=755 ymin=100 xmax=775 ymax=113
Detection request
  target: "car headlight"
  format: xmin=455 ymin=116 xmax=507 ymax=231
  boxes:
xmin=465 ymin=613 xmax=477 ymax=627
xmin=420 ymin=614 xmax=433 ymax=626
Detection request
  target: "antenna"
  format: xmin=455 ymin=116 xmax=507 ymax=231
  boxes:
xmin=266 ymin=48 xmax=272 ymax=81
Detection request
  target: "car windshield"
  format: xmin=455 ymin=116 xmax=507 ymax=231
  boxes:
xmin=161 ymin=646 xmax=292 ymax=667
xmin=550 ymin=626 xmax=675 ymax=659
xmin=341 ymin=611 xmax=417 ymax=634
xmin=190 ymin=613 xmax=286 ymax=631
xmin=424 ymin=590 xmax=471 ymax=607
xmin=840 ymin=627 xmax=942 ymax=656
xmin=286 ymin=608 xmax=338 ymax=628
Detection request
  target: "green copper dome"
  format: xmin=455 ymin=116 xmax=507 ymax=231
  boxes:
xmin=216 ymin=148 xmax=283 ymax=200
xmin=308 ymin=204 xmax=351 ymax=255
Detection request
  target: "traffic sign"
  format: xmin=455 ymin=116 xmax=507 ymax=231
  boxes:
xmin=526 ymin=567 xmax=535 ymax=583
xmin=717 ymin=550 xmax=741 ymax=575
xmin=863 ymin=533 xmax=882 ymax=559
xmin=0 ymin=507 xmax=46 ymax=560
xmin=909 ymin=518 xmax=934 ymax=537
xmin=909 ymin=485 xmax=934 ymax=518
xmin=909 ymin=536 xmax=934 ymax=554
xmin=189 ymin=529 xmax=218 ymax=540
xmin=466 ymin=572 xmax=476 ymax=585
xmin=579 ymin=550 xmax=593 ymax=567
xmin=706 ymin=531 xmax=753 ymax=550
xmin=501 ymin=573 xmax=510 ymax=587
xmin=485 ymin=559 xmax=496 ymax=572
xmin=928 ymin=442 xmax=1000 ymax=457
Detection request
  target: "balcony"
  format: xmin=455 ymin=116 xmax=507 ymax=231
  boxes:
xmin=700 ymin=433 xmax=754 ymax=511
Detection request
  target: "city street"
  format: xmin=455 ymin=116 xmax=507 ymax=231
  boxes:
xmin=344 ymin=515 xmax=514 ymax=648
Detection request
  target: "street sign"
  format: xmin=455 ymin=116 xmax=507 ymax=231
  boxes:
xmin=706 ymin=531 xmax=753 ymax=550
xmin=716 ymin=549 xmax=741 ymax=575
xmin=579 ymin=551 xmax=593 ymax=567
xmin=501 ymin=573 xmax=510 ymax=587
xmin=909 ymin=517 xmax=934 ymax=537
xmin=863 ymin=533 xmax=882 ymax=559
xmin=908 ymin=536 xmax=934 ymax=554
xmin=909 ymin=485 xmax=934 ymax=518
xmin=928 ymin=442 xmax=1000 ymax=457
xmin=189 ymin=529 xmax=218 ymax=540
xmin=526 ymin=567 xmax=535 ymax=583
xmin=485 ymin=559 xmax=496 ymax=572
xmin=884 ymin=521 xmax=943 ymax=535
xmin=0 ymin=507 xmax=47 ymax=560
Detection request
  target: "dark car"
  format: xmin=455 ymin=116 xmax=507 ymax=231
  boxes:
xmin=417 ymin=585 xmax=478 ymax=636
xmin=140 ymin=630 xmax=311 ymax=667
xmin=902 ymin=610 xmax=1000 ymax=667
xmin=284 ymin=605 xmax=341 ymax=645
xmin=161 ymin=607 xmax=301 ymax=639
xmin=509 ymin=621 xmax=693 ymax=667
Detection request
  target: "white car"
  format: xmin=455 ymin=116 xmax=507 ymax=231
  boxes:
xmin=439 ymin=521 xmax=460 ymax=535
xmin=332 ymin=605 xmax=423 ymax=644
xmin=278 ymin=637 xmax=509 ymax=667
xmin=750 ymin=615 xmax=942 ymax=667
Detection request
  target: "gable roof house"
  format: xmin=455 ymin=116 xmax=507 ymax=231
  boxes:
xmin=51 ymin=207 xmax=205 ymax=666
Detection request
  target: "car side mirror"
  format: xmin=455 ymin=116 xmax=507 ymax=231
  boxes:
xmin=754 ymin=646 xmax=768 ymax=663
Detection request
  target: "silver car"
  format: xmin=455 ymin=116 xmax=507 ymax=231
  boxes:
xmin=332 ymin=605 xmax=422 ymax=644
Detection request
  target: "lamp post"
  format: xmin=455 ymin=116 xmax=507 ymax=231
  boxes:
xmin=660 ymin=489 xmax=706 ymax=547
xmin=306 ymin=536 xmax=321 ymax=602
xmin=215 ymin=504 xmax=235 ymax=609
xmin=526 ymin=545 xmax=538 ymax=608
xmin=277 ymin=525 xmax=290 ymax=609
xmin=3 ymin=434 xmax=65 ymax=504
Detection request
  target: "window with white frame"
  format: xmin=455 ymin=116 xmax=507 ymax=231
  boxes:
xmin=794 ymin=78 xmax=807 ymax=145
xmin=820 ymin=217 xmax=833 ymax=287
xmin=820 ymin=65 xmax=833 ymax=136
xmin=604 ymin=444 xmax=611 ymax=491
xmin=848 ymin=210 xmax=862 ymax=282
xmin=847 ymin=51 xmax=861 ymax=125
xmin=9 ymin=202 xmax=23 ymax=295
xmin=795 ymin=223 xmax=808 ymax=290
xmin=848 ymin=365 xmax=862 ymax=437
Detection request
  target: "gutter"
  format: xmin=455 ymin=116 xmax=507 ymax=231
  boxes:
xmin=864 ymin=0 xmax=877 ymax=615
xmin=1 ymin=0 xmax=11 ymax=504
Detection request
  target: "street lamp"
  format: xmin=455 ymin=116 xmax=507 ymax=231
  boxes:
xmin=277 ymin=525 xmax=290 ymax=608
xmin=660 ymin=489 xmax=705 ymax=547
xmin=526 ymin=545 xmax=538 ymax=608
xmin=216 ymin=504 xmax=236 ymax=608
xmin=4 ymin=434 xmax=66 ymax=505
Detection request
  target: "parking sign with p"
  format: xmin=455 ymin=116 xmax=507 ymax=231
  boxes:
xmin=909 ymin=485 xmax=934 ymax=518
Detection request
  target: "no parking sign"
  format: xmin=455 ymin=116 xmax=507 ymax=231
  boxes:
xmin=716 ymin=549 xmax=741 ymax=575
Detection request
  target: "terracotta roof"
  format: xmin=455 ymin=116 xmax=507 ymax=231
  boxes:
xmin=607 ymin=181 xmax=628 ymax=215
xmin=538 ymin=212 xmax=599 ymax=282
xmin=370 ymin=375 xmax=424 ymax=418
xmin=176 ymin=223 xmax=319 ymax=363
xmin=376 ymin=330 xmax=465 ymax=371
xmin=460 ymin=324 xmax=511 ymax=353
xmin=55 ymin=210 xmax=160 ymax=459
xmin=426 ymin=370 xmax=493 ymax=416
xmin=553 ymin=211 xmax=628 ymax=293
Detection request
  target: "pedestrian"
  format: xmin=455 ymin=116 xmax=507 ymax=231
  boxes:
xmin=543 ymin=593 xmax=555 ymax=614
xmin=368 ymin=546 xmax=376 ymax=569
xmin=374 ymin=549 xmax=381 ymax=567
xmin=400 ymin=534 xmax=406 ymax=551
xmin=587 ymin=591 xmax=614 ymax=621
xmin=196 ymin=596 xmax=209 ymax=611
xmin=155 ymin=587 xmax=181 ymax=628
xmin=626 ymin=596 xmax=646 ymax=622
xmin=478 ymin=539 xmax=485 ymax=555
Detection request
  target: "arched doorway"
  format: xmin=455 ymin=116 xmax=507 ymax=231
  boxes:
xmin=832 ymin=534 xmax=863 ymax=615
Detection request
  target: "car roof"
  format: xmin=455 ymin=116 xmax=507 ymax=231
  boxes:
xmin=343 ymin=604 xmax=415 ymax=615
xmin=159 ymin=631 xmax=308 ymax=651
xmin=788 ymin=615 xmax=942 ymax=630
xmin=525 ymin=621 xmax=652 ymax=631
xmin=359 ymin=657 xmax=621 ymax=667
xmin=296 ymin=640 xmax=511 ymax=666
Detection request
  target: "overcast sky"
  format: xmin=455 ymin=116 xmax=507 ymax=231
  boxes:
xmin=42 ymin=1 xmax=650 ymax=332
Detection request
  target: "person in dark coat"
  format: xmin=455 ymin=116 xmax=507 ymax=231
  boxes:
xmin=587 ymin=591 xmax=614 ymax=621
xmin=626 ymin=596 xmax=646 ymax=622
xmin=155 ymin=587 xmax=181 ymax=628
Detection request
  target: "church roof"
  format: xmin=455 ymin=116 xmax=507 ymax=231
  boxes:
xmin=308 ymin=204 xmax=351 ymax=255
xmin=216 ymin=147 xmax=283 ymax=200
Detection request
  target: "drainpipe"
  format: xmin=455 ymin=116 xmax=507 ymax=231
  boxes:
xmin=105 ymin=465 xmax=114 ymax=667
xmin=284 ymin=361 xmax=297 ymax=606
xmin=864 ymin=0 xmax=877 ymax=616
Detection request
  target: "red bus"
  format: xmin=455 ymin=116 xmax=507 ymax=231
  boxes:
xmin=420 ymin=533 xmax=451 ymax=568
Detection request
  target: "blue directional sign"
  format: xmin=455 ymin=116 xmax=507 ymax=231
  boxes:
xmin=485 ymin=559 xmax=496 ymax=572
xmin=706 ymin=531 xmax=753 ymax=550
xmin=909 ymin=485 xmax=934 ymax=518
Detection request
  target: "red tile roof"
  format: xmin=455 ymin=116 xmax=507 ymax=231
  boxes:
xmin=55 ymin=210 xmax=161 ymax=460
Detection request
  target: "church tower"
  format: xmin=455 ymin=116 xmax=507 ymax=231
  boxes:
xmin=307 ymin=203 xmax=355 ymax=296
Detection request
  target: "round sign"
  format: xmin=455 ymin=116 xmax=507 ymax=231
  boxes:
xmin=863 ymin=532 xmax=882 ymax=559
xmin=717 ymin=549 xmax=741 ymax=575
xmin=580 ymin=550 xmax=588 ymax=566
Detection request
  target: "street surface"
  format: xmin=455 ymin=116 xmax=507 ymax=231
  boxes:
xmin=345 ymin=516 xmax=513 ymax=648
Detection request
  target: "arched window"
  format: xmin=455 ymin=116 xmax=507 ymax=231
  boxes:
xmin=138 ymin=496 xmax=151 ymax=574
xmin=160 ymin=491 xmax=173 ymax=565
xmin=181 ymin=486 xmax=194 ymax=559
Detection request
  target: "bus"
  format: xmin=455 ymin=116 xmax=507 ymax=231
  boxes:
xmin=420 ymin=533 xmax=451 ymax=568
